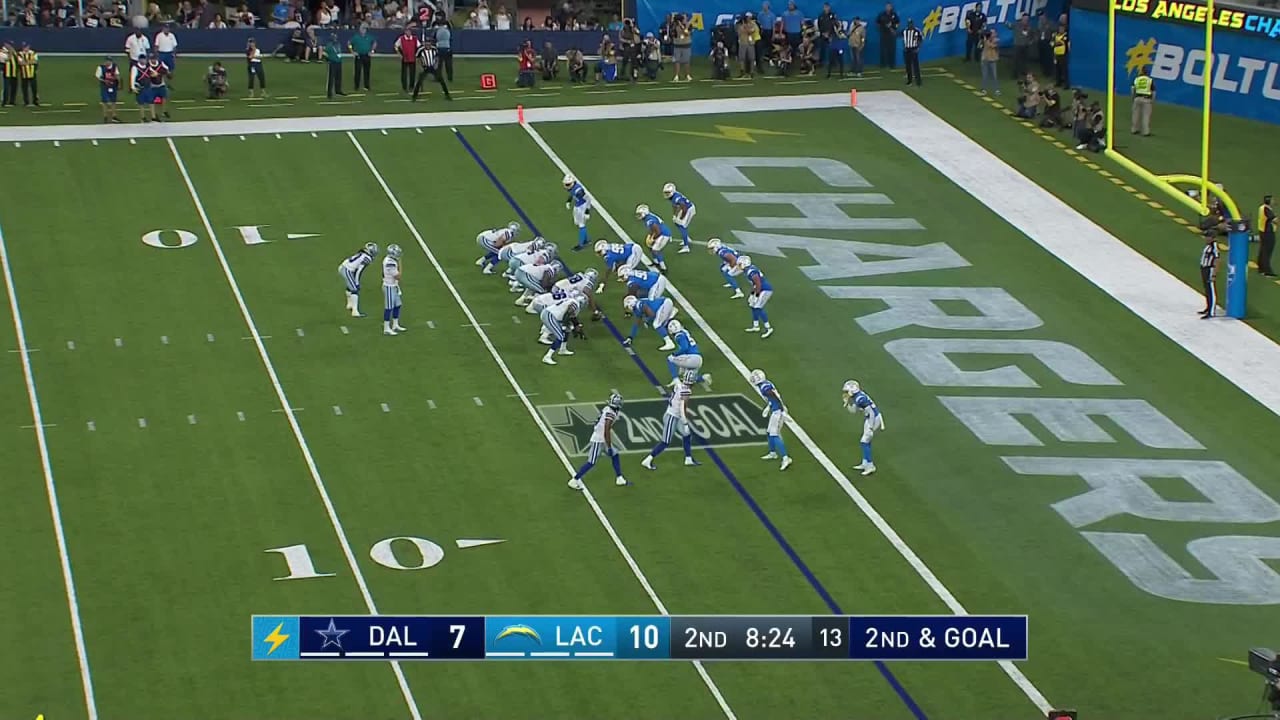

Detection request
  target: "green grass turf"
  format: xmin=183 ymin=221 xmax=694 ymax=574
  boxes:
xmin=2 ymin=64 xmax=1278 ymax=719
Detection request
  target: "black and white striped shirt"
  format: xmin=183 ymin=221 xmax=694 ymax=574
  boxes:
xmin=1200 ymin=241 xmax=1219 ymax=269
xmin=902 ymin=27 xmax=922 ymax=50
xmin=416 ymin=44 xmax=439 ymax=70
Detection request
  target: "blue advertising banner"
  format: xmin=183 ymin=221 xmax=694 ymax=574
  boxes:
xmin=1069 ymin=8 xmax=1280 ymax=125
xmin=0 ymin=27 xmax=612 ymax=56
xmin=638 ymin=0 xmax=1063 ymax=56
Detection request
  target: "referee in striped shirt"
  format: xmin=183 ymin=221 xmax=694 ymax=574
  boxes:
xmin=411 ymin=37 xmax=451 ymax=101
xmin=1199 ymin=229 xmax=1219 ymax=319
xmin=902 ymin=20 xmax=923 ymax=85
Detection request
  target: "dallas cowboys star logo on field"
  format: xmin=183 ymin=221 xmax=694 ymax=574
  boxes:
xmin=315 ymin=618 xmax=350 ymax=650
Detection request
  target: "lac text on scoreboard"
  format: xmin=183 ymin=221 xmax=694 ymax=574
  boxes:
xmin=251 ymin=615 xmax=1028 ymax=661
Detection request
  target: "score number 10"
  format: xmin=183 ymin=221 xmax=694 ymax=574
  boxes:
xmin=621 ymin=620 xmax=671 ymax=659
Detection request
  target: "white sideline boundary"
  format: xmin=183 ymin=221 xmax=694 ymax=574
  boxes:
xmin=165 ymin=139 xmax=424 ymax=720
xmin=346 ymin=130 xmax=737 ymax=720
xmin=0 ymin=224 xmax=99 ymax=717
xmin=0 ymin=93 xmax=847 ymax=143
xmin=855 ymin=93 xmax=1280 ymax=419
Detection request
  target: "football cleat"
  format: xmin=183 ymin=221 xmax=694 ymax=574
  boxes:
xmin=677 ymin=245 xmax=691 ymax=254
xmin=853 ymin=461 xmax=868 ymax=470
xmin=701 ymin=373 xmax=713 ymax=391
xmin=761 ymin=327 xmax=775 ymax=339
xmin=568 ymin=477 xmax=584 ymax=490
xmin=745 ymin=325 xmax=761 ymax=333
xmin=730 ymin=289 xmax=744 ymax=299
xmin=658 ymin=338 xmax=675 ymax=351
xmin=780 ymin=456 xmax=794 ymax=471
xmin=614 ymin=475 xmax=627 ymax=486
xmin=683 ymin=456 xmax=701 ymax=466
xmin=761 ymin=452 xmax=779 ymax=460
xmin=641 ymin=455 xmax=655 ymax=470
xmin=860 ymin=463 xmax=877 ymax=476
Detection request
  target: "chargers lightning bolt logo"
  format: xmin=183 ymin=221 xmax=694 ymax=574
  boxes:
xmin=1126 ymin=38 xmax=1158 ymax=76
xmin=660 ymin=125 xmax=803 ymax=144
xmin=264 ymin=623 xmax=290 ymax=656
xmin=495 ymin=624 xmax=543 ymax=645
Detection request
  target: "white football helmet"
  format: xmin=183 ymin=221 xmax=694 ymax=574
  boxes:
xmin=667 ymin=319 xmax=683 ymax=334
xmin=531 ymin=236 xmax=547 ymax=250
xmin=386 ymin=244 xmax=403 ymax=259
xmin=607 ymin=392 xmax=624 ymax=409
xmin=842 ymin=380 xmax=861 ymax=397
xmin=706 ymin=238 xmax=723 ymax=253
xmin=662 ymin=183 xmax=677 ymax=198
xmin=562 ymin=174 xmax=576 ymax=188
xmin=506 ymin=221 xmax=521 ymax=237
xmin=363 ymin=242 xmax=379 ymax=256
xmin=679 ymin=369 xmax=698 ymax=384
xmin=617 ymin=267 xmax=633 ymax=281
xmin=736 ymin=255 xmax=752 ymax=269
xmin=635 ymin=204 xmax=650 ymax=219
xmin=623 ymin=295 xmax=638 ymax=313
xmin=543 ymin=242 xmax=558 ymax=258
xmin=582 ymin=268 xmax=599 ymax=288
xmin=594 ymin=239 xmax=609 ymax=255
xmin=748 ymin=369 xmax=766 ymax=385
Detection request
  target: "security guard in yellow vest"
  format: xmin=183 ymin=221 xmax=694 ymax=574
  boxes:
xmin=17 ymin=42 xmax=38 ymax=107
xmin=1052 ymin=28 xmax=1068 ymax=87
xmin=1258 ymin=194 xmax=1276 ymax=277
xmin=1131 ymin=68 xmax=1154 ymax=136
xmin=1 ymin=41 xmax=17 ymax=107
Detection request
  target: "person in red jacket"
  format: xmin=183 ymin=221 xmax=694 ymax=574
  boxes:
xmin=393 ymin=28 xmax=419 ymax=92
xmin=517 ymin=39 xmax=537 ymax=87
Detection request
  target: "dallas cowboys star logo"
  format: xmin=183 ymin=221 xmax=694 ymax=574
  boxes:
xmin=315 ymin=618 xmax=350 ymax=650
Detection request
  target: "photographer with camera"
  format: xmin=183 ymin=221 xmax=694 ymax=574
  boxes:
xmin=641 ymin=32 xmax=662 ymax=80
xmin=710 ymin=40 xmax=731 ymax=80
xmin=737 ymin=13 xmax=761 ymax=77
xmin=978 ymin=28 xmax=999 ymax=95
xmin=1015 ymin=72 xmax=1040 ymax=118
xmin=671 ymin=14 xmax=692 ymax=81
xmin=1040 ymin=84 xmax=1061 ymax=127
xmin=1074 ymin=101 xmax=1106 ymax=152
xmin=619 ymin=17 xmax=640 ymax=81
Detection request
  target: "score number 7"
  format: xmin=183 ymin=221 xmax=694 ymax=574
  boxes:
xmin=450 ymin=624 xmax=466 ymax=649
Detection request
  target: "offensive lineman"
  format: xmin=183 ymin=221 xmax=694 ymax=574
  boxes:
xmin=842 ymin=380 xmax=884 ymax=476
xmin=564 ymin=174 xmax=592 ymax=251
xmin=338 ymin=242 xmax=379 ymax=317
xmin=514 ymin=259 xmax=565 ymax=306
xmin=540 ymin=291 xmax=587 ymax=365
xmin=639 ymin=373 xmax=701 ymax=470
xmin=475 ymin=221 xmax=521 ymax=274
xmin=382 ymin=244 xmax=407 ymax=336
xmin=567 ymin=392 xmax=628 ymax=490
xmin=751 ymin=369 xmax=793 ymax=471
xmin=662 ymin=183 xmax=696 ymax=254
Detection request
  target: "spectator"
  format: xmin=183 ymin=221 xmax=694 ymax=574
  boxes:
xmin=847 ymin=16 xmax=864 ymax=77
xmin=464 ymin=11 xmax=479 ymax=28
xmin=55 ymin=0 xmax=77 ymax=26
xmin=542 ymin=14 xmax=556 ymax=29
xmin=979 ymin=28 xmax=998 ymax=95
xmin=641 ymin=32 xmax=661 ymax=80
xmin=736 ymin=13 xmax=759 ymax=77
xmin=758 ymin=1 xmax=775 ymax=44
xmin=671 ymin=13 xmax=691 ymax=81
xmin=516 ymin=39 xmax=536 ymax=86
xmin=494 ymin=4 xmax=512 ymax=30
xmin=521 ymin=16 xmax=533 ymax=31
xmin=208 ymin=13 xmax=227 ymax=28
xmin=315 ymin=0 xmax=334 ymax=26
xmin=540 ymin=40 xmax=559 ymax=80
xmin=83 ymin=6 xmax=101 ymax=26
xmin=206 ymin=60 xmax=227 ymax=97
xmin=782 ymin=0 xmax=802 ymax=50
xmin=271 ymin=0 xmax=289 ymax=26
xmin=177 ymin=1 xmax=196 ymax=27
xmin=566 ymin=47 xmax=586 ymax=82
xmin=125 ymin=28 xmax=150 ymax=67
xmin=476 ymin=0 xmax=491 ymax=29
xmin=146 ymin=2 xmax=163 ymax=25
xmin=607 ymin=13 xmax=623 ymax=31
xmin=710 ymin=40 xmax=729 ymax=80
xmin=1016 ymin=73 xmax=1040 ymax=117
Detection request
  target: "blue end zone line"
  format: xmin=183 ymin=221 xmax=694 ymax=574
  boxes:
xmin=451 ymin=128 xmax=928 ymax=720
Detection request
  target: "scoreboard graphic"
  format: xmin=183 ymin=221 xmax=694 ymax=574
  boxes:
xmin=251 ymin=615 xmax=1028 ymax=662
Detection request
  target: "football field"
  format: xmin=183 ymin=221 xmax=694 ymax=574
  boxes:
xmin=2 ymin=93 xmax=1278 ymax=720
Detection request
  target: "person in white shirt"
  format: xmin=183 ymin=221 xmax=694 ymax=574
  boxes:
xmin=124 ymin=29 xmax=150 ymax=68
xmin=476 ymin=0 xmax=491 ymax=29
xmin=154 ymin=26 xmax=178 ymax=73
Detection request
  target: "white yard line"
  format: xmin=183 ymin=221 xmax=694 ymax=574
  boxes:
xmin=165 ymin=138 xmax=423 ymax=720
xmin=521 ymin=119 xmax=1056 ymax=716
xmin=0 ymin=219 xmax=99 ymax=718
xmin=348 ymin=130 xmax=736 ymax=720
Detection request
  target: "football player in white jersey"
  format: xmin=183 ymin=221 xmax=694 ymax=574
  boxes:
xmin=568 ymin=392 xmax=628 ymax=490
xmin=475 ymin=221 xmax=520 ymax=274
xmin=338 ymin=242 xmax=378 ymax=318
xmin=514 ymin=260 xmax=565 ymax=306
xmin=499 ymin=236 xmax=548 ymax=278
xmin=506 ymin=244 xmax=557 ymax=292
xmin=540 ymin=292 xmax=586 ymax=365
xmin=382 ymin=244 xmax=407 ymax=336
xmin=842 ymin=380 xmax=885 ymax=476
xmin=639 ymin=373 xmax=701 ymax=470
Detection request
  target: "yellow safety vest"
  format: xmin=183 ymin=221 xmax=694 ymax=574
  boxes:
xmin=1260 ymin=205 xmax=1276 ymax=233
xmin=1133 ymin=75 xmax=1152 ymax=96
xmin=1053 ymin=32 xmax=1066 ymax=56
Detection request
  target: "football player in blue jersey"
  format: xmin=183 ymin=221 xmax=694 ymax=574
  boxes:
xmin=665 ymin=319 xmax=712 ymax=390
xmin=750 ymin=369 xmax=793 ymax=471
xmin=737 ymin=255 xmax=774 ymax=338
xmin=622 ymin=295 xmax=677 ymax=350
xmin=563 ymin=174 xmax=592 ymax=251
xmin=635 ymin=204 xmax=671 ymax=273
xmin=662 ymin=182 xmax=696 ymax=254
xmin=568 ymin=392 xmax=628 ymax=490
xmin=595 ymin=239 xmax=645 ymax=292
xmin=842 ymin=380 xmax=885 ymax=476
xmin=618 ymin=266 xmax=668 ymax=300
xmin=706 ymin=238 xmax=745 ymax=299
